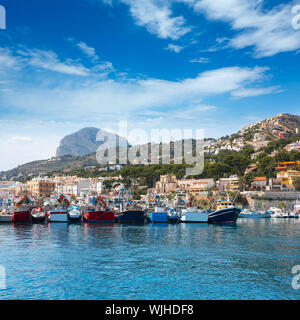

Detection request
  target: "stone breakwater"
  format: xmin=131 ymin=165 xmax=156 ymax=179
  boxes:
xmin=246 ymin=192 xmax=300 ymax=211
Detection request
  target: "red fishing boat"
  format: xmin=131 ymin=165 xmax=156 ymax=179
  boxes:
xmin=83 ymin=196 xmax=117 ymax=223
xmin=12 ymin=196 xmax=33 ymax=222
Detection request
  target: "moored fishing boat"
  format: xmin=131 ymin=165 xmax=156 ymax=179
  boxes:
xmin=208 ymin=199 xmax=241 ymax=224
xmin=68 ymin=205 xmax=82 ymax=222
xmin=0 ymin=209 xmax=13 ymax=223
xmin=31 ymin=208 xmax=46 ymax=223
xmin=115 ymin=210 xmax=147 ymax=223
xmin=13 ymin=210 xmax=32 ymax=222
xmin=12 ymin=196 xmax=33 ymax=223
xmin=167 ymin=214 xmax=180 ymax=223
xmin=296 ymin=200 xmax=300 ymax=216
xmin=240 ymin=208 xmax=271 ymax=218
xmin=146 ymin=195 xmax=170 ymax=223
xmin=146 ymin=206 xmax=169 ymax=223
xmin=281 ymin=210 xmax=298 ymax=218
xmin=47 ymin=209 xmax=68 ymax=222
xmin=83 ymin=210 xmax=116 ymax=223
xmin=114 ymin=187 xmax=147 ymax=223
xmin=180 ymin=208 xmax=208 ymax=223
xmin=269 ymin=207 xmax=284 ymax=218
xmin=83 ymin=196 xmax=116 ymax=223
xmin=47 ymin=194 xmax=70 ymax=223
xmin=167 ymin=208 xmax=180 ymax=223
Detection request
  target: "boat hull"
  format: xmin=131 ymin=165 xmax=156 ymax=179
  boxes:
xmin=181 ymin=212 xmax=208 ymax=223
xmin=31 ymin=209 xmax=46 ymax=223
xmin=167 ymin=215 xmax=180 ymax=223
xmin=208 ymin=207 xmax=241 ymax=224
xmin=68 ymin=215 xmax=82 ymax=222
xmin=240 ymin=212 xmax=271 ymax=219
xmin=147 ymin=212 xmax=169 ymax=223
xmin=12 ymin=210 xmax=31 ymax=223
xmin=47 ymin=210 xmax=68 ymax=222
xmin=83 ymin=211 xmax=116 ymax=223
xmin=0 ymin=215 xmax=13 ymax=223
xmin=31 ymin=215 xmax=46 ymax=223
xmin=115 ymin=210 xmax=147 ymax=223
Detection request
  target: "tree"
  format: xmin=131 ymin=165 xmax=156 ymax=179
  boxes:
xmin=257 ymin=156 xmax=275 ymax=178
xmin=294 ymin=177 xmax=300 ymax=191
xmin=244 ymin=172 xmax=255 ymax=189
xmin=278 ymin=202 xmax=286 ymax=210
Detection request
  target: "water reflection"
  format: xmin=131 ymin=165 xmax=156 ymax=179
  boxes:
xmin=1 ymin=219 xmax=300 ymax=299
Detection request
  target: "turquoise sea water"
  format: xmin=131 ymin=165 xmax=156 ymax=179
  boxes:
xmin=0 ymin=219 xmax=300 ymax=300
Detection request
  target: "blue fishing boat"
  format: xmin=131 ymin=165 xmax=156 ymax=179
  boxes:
xmin=146 ymin=195 xmax=170 ymax=223
xmin=146 ymin=207 xmax=169 ymax=223
xmin=208 ymin=200 xmax=241 ymax=224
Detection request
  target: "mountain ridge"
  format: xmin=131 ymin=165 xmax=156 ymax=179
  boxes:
xmin=1 ymin=113 xmax=299 ymax=180
xmin=56 ymin=127 xmax=129 ymax=157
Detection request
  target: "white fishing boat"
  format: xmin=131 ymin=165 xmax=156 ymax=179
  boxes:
xmin=47 ymin=194 xmax=70 ymax=223
xmin=180 ymin=207 xmax=208 ymax=223
xmin=68 ymin=205 xmax=82 ymax=222
xmin=0 ymin=208 xmax=13 ymax=223
xmin=269 ymin=207 xmax=284 ymax=218
xmin=294 ymin=200 xmax=300 ymax=217
xmin=47 ymin=209 xmax=68 ymax=222
xmin=282 ymin=210 xmax=299 ymax=218
xmin=31 ymin=208 xmax=46 ymax=222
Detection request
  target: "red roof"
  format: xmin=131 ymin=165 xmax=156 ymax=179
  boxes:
xmin=253 ymin=177 xmax=267 ymax=181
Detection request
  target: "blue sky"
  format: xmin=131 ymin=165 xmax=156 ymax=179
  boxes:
xmin=0 ymin=0 xmax=300 ymax=170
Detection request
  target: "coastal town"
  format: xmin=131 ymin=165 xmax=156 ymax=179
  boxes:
xmin=0 ymin=160 xmax=299 ymax=212
xmin=0 ymin=114 xmax=300 ymax=216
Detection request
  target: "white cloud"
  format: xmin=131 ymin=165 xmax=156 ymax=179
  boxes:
xmin=142 ymin=104 xmax=217 ymax=120
xmin=0 ymin=49 xmax=19 ymax=69
xmin=0 ymin=43 xmax=282 ymax=170
xmin=1 ymin=66 xmax=278 ymax=121
xmin=189 ymin=57 xmax=210 ymax=63
xmin=0 ymin=134 xmax=59 ymax=171
xmin=231 ymin=86 xmax=283 ymax=98
xmin=111 ymin=0 xmax=192 ymax=40
xmin=189 ymin=0 xmax=300 ymax=57
xmin=76 ymin=41 xmax=100 ymax=62
xmin=101 ymin=0 xmax=300 ymax=57
xmin=10 ymin=136 xmax=34 ymax=143
xmin=67 ymin=38 xmax=115 ymax=73
xmin=166 ymin=44 xmax=184 ymax=53
xmin=18 ymin=49 xmax=90 ymax=76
